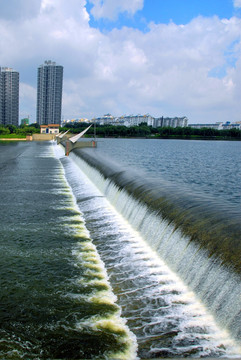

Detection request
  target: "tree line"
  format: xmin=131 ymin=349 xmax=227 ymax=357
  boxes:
xmin=61 ymin=122 xmax=241 ymax=139
xmin=0 ymin=124 xmax=40 ymax=137
xmin=1 ymin=122 xmax=240 ymax=140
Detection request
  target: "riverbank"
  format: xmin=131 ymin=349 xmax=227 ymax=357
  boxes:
xmin=87 ymin=134 xmax=241 ymax=141
xmin=0 ymin=133 xmax=55 ymax=141
xmin=64 ymin=123 xmax=241 ymax=140
xmin=0 ymin=137 xmax=26 ymax=141
xmin=1 ymin=134 xmax=240 ymax=142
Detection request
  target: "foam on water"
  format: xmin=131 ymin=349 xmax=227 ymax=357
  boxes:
xmin=70 ymin=146 xmax=241 ymax=343
xmin=0 ymin=142 xmax=137 ymax=360
xmin=54 ymin=144 xmax=241 ymax=358
xmin=53 ymin=143 xmax=138 ymax=360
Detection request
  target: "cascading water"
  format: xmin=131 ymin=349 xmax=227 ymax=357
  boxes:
xmin=0 ymin=142 xmax=137 ymax=360
xmin=56 ymin=143 xmax=241 ymax=358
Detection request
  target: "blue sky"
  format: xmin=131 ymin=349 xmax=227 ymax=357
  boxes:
xmin=87 ymin=0 xmax=237 ymax=31
xmin=0 ymin=0 xmax=241 ymax=123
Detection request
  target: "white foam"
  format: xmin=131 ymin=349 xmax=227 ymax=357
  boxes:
xmin=53 ymin=143 xmax=241 ymax=357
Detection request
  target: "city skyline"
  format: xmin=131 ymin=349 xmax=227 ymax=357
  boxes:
xmin=0 ymin=0 xmax=241 ymax=124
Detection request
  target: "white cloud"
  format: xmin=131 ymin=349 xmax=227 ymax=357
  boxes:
xmin=0 ymin=0 xmax=241 ymax=123
xmin=0 ymin=0 xmax=41 ymax=21
xmin=234 ymin=0 xmax=241 ymax=8
xmin=89 ymin=0 xmax=144 ymax=20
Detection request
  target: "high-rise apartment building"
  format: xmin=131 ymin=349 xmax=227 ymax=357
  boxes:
xmin=36 ymin=60 xmax=63 ymax=125
xmin=0 ymin=67 xmax=19 ymax=126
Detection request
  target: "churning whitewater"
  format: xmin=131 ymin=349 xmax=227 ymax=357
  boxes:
xmin=55 ymin=142 xmax=241 ymax=359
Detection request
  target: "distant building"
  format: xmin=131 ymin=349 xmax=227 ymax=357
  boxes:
xmin=154 ymin=116 xmax=188 ymax=128
xmin=189 ymin=122 xmax=241 ymax=130
xmin=116 ymin=114 xmax=154 ymax=127
xmin=40 ymin=124 xmax=60 ymax=134
xmin=37 ymin=60 xmax=63 ymax=125
xmin=0 ymin=67 xmax=19 ymax=126
xmin=221 ymin=121 xmax=241 ymax=130
xmin=94 ymin=114 xmax=116 ymax=125
xmin=21 ymin=118 xmax=29 ymax=126
xmin=188 ymin=123 xmax=223 ymax=130
xmin=92 ymin=114 xmax=188 ymax=128
xmin=62 ymin=118 xmax=90 ymax=126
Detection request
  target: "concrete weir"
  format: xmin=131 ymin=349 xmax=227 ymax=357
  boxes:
xmin=65 ymin=139 xmax=97 ymax=155
xmin=56 ymin=125 xmax=97 ymax=155
xmin=70 ymin=148 xmax=241 ymax=346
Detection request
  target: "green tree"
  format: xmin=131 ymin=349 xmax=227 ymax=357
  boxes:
xmin=6 ymin=124 xmax=17 ymax=134
xmin=29 ymin=123 xmax=40 ymax=129
xmin=0 ymin=126 xmax=10 ymax=135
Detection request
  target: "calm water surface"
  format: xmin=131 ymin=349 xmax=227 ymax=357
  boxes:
xmin=97 ymin=138 xmax=241 ymax=207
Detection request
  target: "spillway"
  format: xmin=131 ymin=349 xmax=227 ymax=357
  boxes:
xmin=56 ymin=143 xmax=241 ymax=358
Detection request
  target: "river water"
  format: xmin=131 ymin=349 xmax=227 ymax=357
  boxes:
xmin=0 ymin=139 xmax=240 ymax=359
xmin=96 ymin=138 xmax=241 ymax=207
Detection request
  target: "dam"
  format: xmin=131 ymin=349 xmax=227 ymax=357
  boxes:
xmin=0 ymin=139 xmax=240 ymax=359
xmin=57 ymin=138 xmax=241 ymax=358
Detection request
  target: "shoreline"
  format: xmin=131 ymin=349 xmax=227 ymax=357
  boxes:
xmin=90 ymin=135 xmax=241 ymax=141
xmin=1 ymin=135 xmax=240 ymax=142
xmin=0 ymin=138 xmax=27 ymax=141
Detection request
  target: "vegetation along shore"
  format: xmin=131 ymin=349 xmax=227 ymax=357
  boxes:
xmin=1 ymin=123 xmax=240 ymax=141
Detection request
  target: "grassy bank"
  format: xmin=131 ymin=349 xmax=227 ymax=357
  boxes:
xmin=0 ymin=134 xmax=26 ymax=140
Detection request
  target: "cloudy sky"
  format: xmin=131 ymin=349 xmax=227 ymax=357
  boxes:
xmin=0 ymin=0 xmax=241 ymax=124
